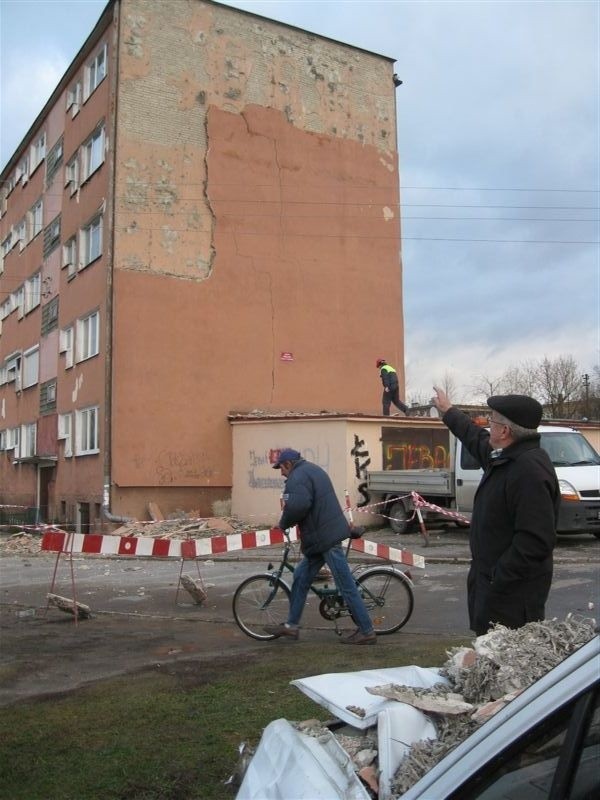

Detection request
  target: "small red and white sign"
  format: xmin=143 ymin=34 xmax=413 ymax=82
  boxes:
xmin=280 ymin=352 xmax=294 ymax=361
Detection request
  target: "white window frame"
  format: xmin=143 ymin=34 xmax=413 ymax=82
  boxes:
xmin=66 ymin=82 xmax=81 ymax=117
xmin=24 ymin=272 xmax=41 ymax=314
xmin=62 ymin=236 xmax=77 ymax=277
xmin=16 ymin=155 xmax=29 ymax=184
xmin=0 ymin=430 xmax=6 ymax=451
xmin=22 ymin=346 xmax=39 ymax=389
xmin=59 ymin=325 xmax=74 ymax=368
xmin=12 ymin=286 xmax=25 ymax=319
xmin=79 ymin=215 xmax=102 ymax=269
xmin=65 ymin=155 xmax=79 ymax=194
xmin=58 ymin=413 xmax=73 ymax=457
xmin=28 ymin=199 xmax=43 ymax=240
xmin=30 ymin=133 xmax=46 ymax=173
xmin=19 ymin=422 xmax=36 ymax=458
xmin=82 ymin=126 xmax=105 ymax=181
xmin=0 ymin=232 xmax=11 ymax=275
xmin=0 ymin=298 xmax=10 ymax=321
xmin=15 ymin=218 xmax=27 ymax=251
xmin=76 ymin=310 xmax=99 ymax=362
xmin=84 ymin=44 xmax=107 ymax=100
xmin=6 ymin=427 xmax=20 ymax=453
xmin=75 ymin=406 xmax=99 ymax=455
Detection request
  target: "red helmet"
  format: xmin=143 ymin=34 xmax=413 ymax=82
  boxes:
xmin=376 ymin=358 xmax=386 ymax=368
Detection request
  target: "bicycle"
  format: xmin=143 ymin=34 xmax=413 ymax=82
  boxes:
xmin=232 ymin=527 xmax=414 ymax=640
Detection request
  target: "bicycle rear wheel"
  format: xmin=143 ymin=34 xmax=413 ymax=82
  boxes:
xmin=357 ymin=568 xmax=414 ymax=634
xmin=232 ymin=574 xmax=291 ymax=640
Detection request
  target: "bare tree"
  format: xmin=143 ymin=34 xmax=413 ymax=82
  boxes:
xmin=500 ymin=360 xmax=540 ymax=397
xmin=536 ymin=355 xmax=581 ymax=417
xmin=469 ymin=373 xmax=504 ymax=401
xmin=434 ymin=371 xmax=459 ymax=402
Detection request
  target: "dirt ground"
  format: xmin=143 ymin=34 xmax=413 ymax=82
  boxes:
xmin=2 ymin=527 xmax=597 ymax=707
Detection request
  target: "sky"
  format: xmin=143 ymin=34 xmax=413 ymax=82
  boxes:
xmin=1 ymin=0 xmax=598 ymax=403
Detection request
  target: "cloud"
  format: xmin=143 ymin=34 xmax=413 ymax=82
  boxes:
xmin=1 ymin=48 xmax=67 ymax=166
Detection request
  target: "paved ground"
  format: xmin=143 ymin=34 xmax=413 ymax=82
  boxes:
xmin=1 ymin=526 xmax=598 ymax=706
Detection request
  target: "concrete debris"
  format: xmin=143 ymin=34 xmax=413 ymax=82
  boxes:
xmin=442 ymin=615 xmax=597 ymax=704
xmin=179 ymin=574 xmax=207 ymax=604
xmin=147 ymin=502 xmax=164 ymax=521
xmin=0 ymin=532 xmax=42 ymax=555
xmin=47 ymin=593 xmax=92 ymax=619
xmin=366 ymin=684 xmax=473 ymax=715
xmin=236 ymin=617 xmax=596 ymax=799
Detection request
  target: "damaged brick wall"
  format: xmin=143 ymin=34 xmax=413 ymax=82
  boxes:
xmin=111 ymin=0 xmax=405 ymax=503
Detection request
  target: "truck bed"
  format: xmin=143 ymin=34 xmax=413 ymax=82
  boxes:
xmin=367 ymin=469 xmax=455 ymax=497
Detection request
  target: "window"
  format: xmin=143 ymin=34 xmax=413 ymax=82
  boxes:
xmin=58 ymin=413 xmax=73 ymax=457
xmin=59 ymin=325 xmax=74 ymax=368
xmin=85 ymin=44 xmax=107 ymax=99
xmin=45 ymin=136 xmax=64 ymax=187
xmin=28 ymin=199 xmax=43 ymax=240
xmin=82 ymin=126 xmax=105 ymax=181
xmin=30 ymin=133 xmax=46 ymax=173
xmin=0 ymin=186 xmax=7 ymax=217
xmin=62 ymin=236 xmax=77 ymax=277
xmin=76 ymin=310 xmax=99 ymax=361
xmin=6 ymin=427 xmax=19 ymax=453
xmin=16 ymin=155 xmax=29 ymax=184
xmin=22 ymin=347 xmax=39 ymax=389
xmin=0 ymin=298 xmax=10 ymax=321
xmin=80 ymin=215 xmax=102 ymax=268
xmin=0 ymin=233 xmax=11 ymax=274
xmin=19 ymin=422 xmax=36 ymax=458
xmin=12 ymin=286 xmax=25 ymax=319
xmin=15 ymin=218 xmax=27 ymax=251
xmin=43 ymin=215 xmax=61 ymax=258
xmin=4 ymin=353 xmax=21 ymax=385
xmin=66 ymin=82 xmax=81 ymax=117
xmin=41 ymin=297 xmax=59 ymax=336
xmin=0 ymin=430 xmax=5 ymax=451
xmin=76 ymin=406 xmax=99 ymax=455
xmin=40 ymin=380 xmax=57 ymax=415
xmin=65 ymin=156 xmax=79 ymax=194
xmin=24 ymin=272 xmax=41 ymax=314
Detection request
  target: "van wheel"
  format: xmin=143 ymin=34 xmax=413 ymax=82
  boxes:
xmin=389 ymin=500 xmax=410 ymax=535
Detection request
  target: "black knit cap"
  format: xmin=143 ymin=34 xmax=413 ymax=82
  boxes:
xmin=487 ymin=394 xmax=543 ymax=428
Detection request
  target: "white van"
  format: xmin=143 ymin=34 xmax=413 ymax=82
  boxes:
xmin=456 ymin=426 xmax=600 ymax=537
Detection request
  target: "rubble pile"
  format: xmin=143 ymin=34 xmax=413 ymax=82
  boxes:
xmin=390 ymin=615 xmax=596 ymax=797
xmin=0 ymin=532 xmax=42 ymax=555
xmin=269 ymin=616 xmax=596 ymax=800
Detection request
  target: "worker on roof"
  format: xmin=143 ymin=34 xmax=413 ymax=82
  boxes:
xmin=376 ymin=358 xmax=409 ymax=417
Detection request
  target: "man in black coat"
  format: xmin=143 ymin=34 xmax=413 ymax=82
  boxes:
xmin=432 ymin=389 xmax=560 ymax=635
xmin=263 ymin=448 xmax=376 ymax=645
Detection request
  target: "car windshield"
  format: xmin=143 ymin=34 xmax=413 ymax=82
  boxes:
xmin=539 ymin=432 xmax=600 ymax=467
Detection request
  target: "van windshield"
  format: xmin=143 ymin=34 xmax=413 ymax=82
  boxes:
xmin=539 ymin=432 xmax=600 ymax=467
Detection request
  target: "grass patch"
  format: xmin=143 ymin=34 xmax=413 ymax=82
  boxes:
xmin=0 ymin=634 xmax=468 ymax=800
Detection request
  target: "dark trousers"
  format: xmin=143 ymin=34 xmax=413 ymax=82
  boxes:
xmin=382 ymin=387 xmax=408 ymax=416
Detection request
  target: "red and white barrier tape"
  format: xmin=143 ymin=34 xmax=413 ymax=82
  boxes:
xmin=41 ymin=526 xmax=425 ymax=568
xmin=411 ymin=492 xmax=470 ymax=525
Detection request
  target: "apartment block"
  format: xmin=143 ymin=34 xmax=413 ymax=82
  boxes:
xmin=0 ymin=0 xmax=405 ymax=529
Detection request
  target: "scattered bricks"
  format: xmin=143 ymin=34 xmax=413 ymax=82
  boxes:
xmin=358 ymin=765 xmax=379 ymax=794
xmin=47 ymin=593 xmax=92 ymax=619
xmin=472 ymin=690 xmax=523 ymax=724
xmin=180 ymin=574 xmax=208 ymax=604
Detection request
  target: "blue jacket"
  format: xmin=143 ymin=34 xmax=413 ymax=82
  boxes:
xmin=278 ymin=458 xmax=351 ymax=556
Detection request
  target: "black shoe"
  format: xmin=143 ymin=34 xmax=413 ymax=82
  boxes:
xmin=340 ymin=628 xmax=377 ymax=645
xmin=263 ymin=623 xmax=299 ymax=640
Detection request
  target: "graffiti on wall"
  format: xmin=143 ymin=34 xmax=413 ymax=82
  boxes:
xmin=351 ymin=434 xmax=371 ymax=507
xmin=381 ymin=427 xmax=450 ymax=470
xmin=155 ymin=450 xmax=215 ymax=485
xmin=246 ymin=446 xmax=331 ymax=489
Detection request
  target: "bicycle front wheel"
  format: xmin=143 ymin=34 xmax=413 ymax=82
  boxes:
xmin=358 ymin=568 xmax=414 ymax=635
xmin=232 ymin=574 xmax=291 ymax=640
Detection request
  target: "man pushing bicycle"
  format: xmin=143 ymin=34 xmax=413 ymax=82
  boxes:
xmin=264 ymin=448 xmax=377 ymax=645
